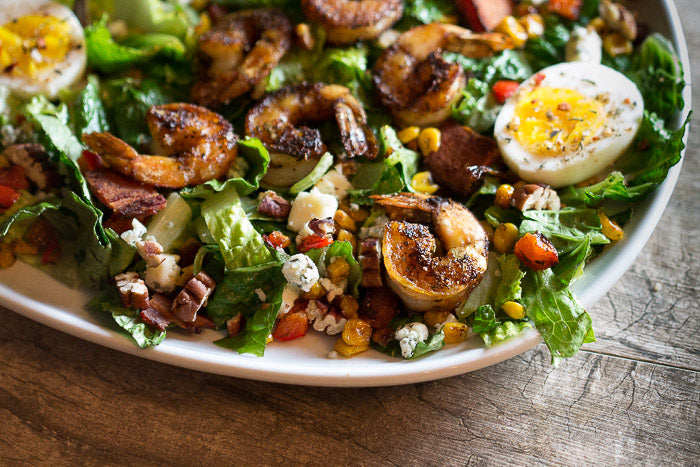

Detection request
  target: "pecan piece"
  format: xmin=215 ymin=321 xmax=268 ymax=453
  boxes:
xmin=359 ymin=237 xmax=382 ymax=287
xmin=258 ymin=190 xmax=291 ymax=218
xmin=115 ymin=272 xmax=150 ymax=310
xmin=1 ymin=143 xmax=61 ymax=190
xmin=171 ymin=271 xmax=216 ymax=323
xmin=511 ymin=184 xmax=561 ymax=211
xmin=308 ymin=217 xmax=335 ymax=237
xmin=226 ymin=312 xmax=246 ymax=337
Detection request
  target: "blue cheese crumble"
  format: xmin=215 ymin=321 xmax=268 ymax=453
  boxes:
xmin=395 ymin=323 xmax=429 ymax=358
xmin=282 ymin=254 xmax=320 ymax=292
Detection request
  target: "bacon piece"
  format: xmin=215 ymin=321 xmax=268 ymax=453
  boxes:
xmin=84 ymin=169 xmax=166 ymax=218
xmin=423 ymin=120 xmax=503 ymax=197
xmin=456 ymin=0 xmax=513 ymax=32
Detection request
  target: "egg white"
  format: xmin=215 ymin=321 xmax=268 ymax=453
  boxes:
xmin=0 ymin=0 xmax=86 ymax=99
xmin=494 ymin=62 xmax=644 ymax=188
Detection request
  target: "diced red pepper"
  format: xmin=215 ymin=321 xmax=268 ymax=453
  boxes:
xmin=534 ymin=73 xmax=546 ymax=86
xmin=548 ymin=0 xmax=583 ymax=21
xmin=264 ymin=230 xmax=291 ymax=249
xmin=0 ymin=185 xmax=20 ymax=208
xmin=272 ymin=310 xmax=309 ymax=341
xmin=492 ymin=80 xmax=520 ymax=104
xmin=297 ymin=234 xmax=333 ymax=253
xmin=41 ymin=239 xmax=61 ymax=264
xmin=78 ymin=150 xmax=103 ymax=172
xmin=514 ymin=232 xmax=559 ymax=271
xmin=0 ymin=165 xmax=29 ymax=190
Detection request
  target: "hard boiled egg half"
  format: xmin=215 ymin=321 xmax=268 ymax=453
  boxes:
xmin=494 ymin=62 xmax=644 ymax=187
xmin=0 ymin=0 xmax=86 ymax=99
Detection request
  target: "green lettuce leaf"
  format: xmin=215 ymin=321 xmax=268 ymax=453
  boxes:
xmin=471 ymin=304 xmax=497 ymax=334
xmin=558 ymin=171 xmax=648 ymax=207
xmin=493 ymin=254 xmax=525 ymax=309
xmin=524 ymin=15 xmax=570 ymax=70
xmin=400 ymin=0 xmax=457 ymax=27
xmin=289 ymin=152 xmax=333 ymax=195
xmin=519 ymin=208 xmax=609 ymax=255
xmin=68 ymin=75 xmax=110 ymax=136
xmin=480 ymin=320 xmax=534 ymax=347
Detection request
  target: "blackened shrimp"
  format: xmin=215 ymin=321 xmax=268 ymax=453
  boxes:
xmin=373 ymin=23 xmax=513 ymax=126
xmin=371 ymin=192 xmax=488 ymax=312
xmin=82 ymin=104 xmax=238 ymax=189
xmin=191 ymin=9 xmax=293 ymax=107
xmin=301 ymin=0 xmax=403 ymax=45
xmin=246 ymin=82 xmax=379 ymax=161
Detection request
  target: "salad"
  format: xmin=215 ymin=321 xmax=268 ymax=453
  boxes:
xmin=0 ymin=0 xmax=687 ymax=364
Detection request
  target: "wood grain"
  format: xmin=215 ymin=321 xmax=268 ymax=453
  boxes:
xmin=1 ymin=0 xmax=699 ymax=464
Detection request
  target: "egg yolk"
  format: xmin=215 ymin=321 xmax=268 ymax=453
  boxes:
xmin=0 ymin=15 xmax=72 ymax=77
xmin=511 ymin=87 xmax=606 ymax=156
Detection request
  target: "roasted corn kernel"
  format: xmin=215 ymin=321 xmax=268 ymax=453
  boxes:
xmin=424 ymin=310 xmax=450 ymax=328
xmin=342 ymin=318 xmax=372 ymax=346
xmin=598 ymin=210 xmax=624 ymax=241
xmin=496 ymin=16 xmax=528 ymax=48
xmin=417 ymin=127 xmax=441 ymax=155
xmin=301 ymin=281 xmax=325 ymax=299
xmin=502 ymin=301 xmax=526 ymax=320
xmin=397 ymin=126 xmax=420 ymax=144
xmin=338 ymin=295 xmax=359 ymax=319
xmin=443 ymin=322 xmax=468 ymax=344
xmin=411 ymin=171 xmax=440 ymax=194
xmin=519 ymin=14 xmax=544 ymax=39
xmin=493 ymin=222 xmax=519 ymax=254
xmin=495 ymin=184 xmax=515 ymax=209
xmin=334 ymin=338 xmax=369 ymax=357
xmin=327 ymin=257 xmax=350 ymax=282
xmin=588 ymin=17 xmax=607 ymax=33
xmin=334 ymin=209 xmax=357 ymax=232
xmin=603 ymin=32 xmax=633 ymax=56
xmin=336 ymin=228 xmax=357 ymax=253
xmin=295 ymin=23 xmax=315 ymax=50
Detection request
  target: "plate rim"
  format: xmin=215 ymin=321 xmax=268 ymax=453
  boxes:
xmin=0 ymin=0 xmax=691 ymax=387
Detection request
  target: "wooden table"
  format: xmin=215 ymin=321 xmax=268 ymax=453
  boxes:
xmin=2 ymin=3 xmax=698 ymax=464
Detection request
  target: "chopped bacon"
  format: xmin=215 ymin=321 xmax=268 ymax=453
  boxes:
xmin=84 ymin=169 xmax=166 ymax=218
xmin=140 ymin=307 xmax=170 ymax=331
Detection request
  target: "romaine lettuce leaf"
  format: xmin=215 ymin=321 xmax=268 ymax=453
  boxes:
xmin=558 ymin=171 xmax=648 ymax=207
xmin=480 ymin=320 xmax=534 ymax=347
xmin=519 ymin=208 xmax=609 ymax=255
xmin=493 ymin=254 xmax=525 ymax=309
xmin=68 ymin=75 xmax=110 ymax=136
xmin=471 ymin=304 xmax=497 ymax=334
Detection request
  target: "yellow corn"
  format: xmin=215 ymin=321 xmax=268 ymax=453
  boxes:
xmin=327 ymin=257 xmax=350 ymax=282
xmin=496 ymin=16 xmax=528 ymax=48
xmin=502 ymin=301 xmax=526 ymax=320
xmin=295 ymin=23 xmax=315 ymax=50
xmin=411 ymin=171 xmax=440 ymax=194
xmin=397 ymin=126 xmax=421 ymax=144
xmin=300 ymin=281 xmax=325 ymax=299
xmin=342 ymin=318 xmax=372 ymax=346
xmin=334 ymin=338 xmax=369 ymax=357
xmin=603 ymin=32 xmax=633 ymax=56
xmin=0 ymin=243 xmax=15 ymax=269
xmin=194 ymin=12 xmax=211 ymax=36
xmin=266 ymin=334 xmax=274 ymax=344
xmin=417 ymin=127 xmax=441 ymax=156
xmin=336 ymin=228 xmax=357 ymax=254
xmin=598 ymin=210 xmax=624 ymax=241
xmin=495 ymin=184 xmax=515 ymax=209
xmin=588 ymin=17 xmax=607 ymax=33
xmin=424 ymin=310 xmax=450 ymax=328
xmin=519 ymin=14 xmax=544 ymax=39
xmin=338 ymin=295 xmax=359 ymax=319
xmin=493 ymin=223 xmax=519 ymax=254
xmin=443 ymin=322 xmax=468 ymax=344
xmin=334 ymin=209 xmax=357 ymax=232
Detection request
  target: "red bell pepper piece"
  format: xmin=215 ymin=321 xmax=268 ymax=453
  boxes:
xmin=0 ymin=185 xmax=20 ymax=208
xmin=297 ymin=234 xmax=333 ymax=253
xmin=0 ymin=165 xmax=29 ymax=190
xmin=492 ymin=80 xmax=520 ymax=104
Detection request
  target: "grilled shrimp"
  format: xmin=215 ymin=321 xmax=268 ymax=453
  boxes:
xmin=246 ymin=82 xmax=379 ymax=161
xmin=371 ymin=192 xmax=488 ymax=312
xmin=82 ymin=104 xmax=238 ymax=188
xmin=373 ymin=23 xmax=513 ymax=126
xmin=301 ymin=0 xmax=403 ymax=45
xmin=191 ymin=9 xmax=293 ymax=107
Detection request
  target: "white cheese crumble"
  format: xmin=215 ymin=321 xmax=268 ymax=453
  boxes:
xmin=287 ymin=187 xmax=338 ymax=232
xmin=120 ymin=219 xmax=148 ymax=246
xmin=279 ymin=283 xmax=300 ymax=317
xmin=359 ymin=215 xmax=389 ymax=239
xmin=144 ymin=254 xmax=181 ymax=293
xmin=395 ymin=323 xmax=429 ymax=358
xmin=282 ymin=254 xmax=320 ymax=292
xmin=314 ymin=169 xmax=352 ymax=201
xmin=566 ymin=26 xmax=602 ymax=63
xmin=254 ymin=288 xmax=267 ymax=302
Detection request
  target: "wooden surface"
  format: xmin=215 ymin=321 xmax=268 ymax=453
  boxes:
xmin=1 ymin=3 xmax=698 ymax=465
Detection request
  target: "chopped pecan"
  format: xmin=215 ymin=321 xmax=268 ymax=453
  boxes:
xmin=308 ymin=217 xmax=336 ymax=237
xmin=171 ymin=271 xmax=216 ymax=323
xmin=1 ymin=143 xmax=61 ymax=190
xmin=258 ymin=190 xmax=291 ymax=218
xmin=511 ymin=184 xmax=561 ymax=211
xmin=84 ymin=169 xmax=166 ymax=218
xmin=359 ymin=237 xmax=382 ymax=287
xmin=226 ymin=312 xmax=246 ymax=337
xmin=115 ymin=272 xmax=150 ymax=310
xmin=136 ymin=238 xmax=164 ymax=266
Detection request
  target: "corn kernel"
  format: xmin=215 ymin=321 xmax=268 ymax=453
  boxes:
xmin=598 ymin=210 xmax=624 ymax=241
xmin=340 ymin=202 xmax=369 ymax=223
xmin=417 ymin=127 xmax=441 ymax=155
xmin=338 ymin=295 xmax=359 ymax=319
xmin=411 ymin=171 xmax=439 ymax=194
xmin=397 ymin=126 xmax=420 ymax=144
xmin=495 ymin=184 xmax=515 ymax=209
xmin=424 ymin=310 xmax=450 ymax=328
xmin=588 ymin=17 xmax=607 ymax=33
xmin=194 ymin=12 xmax=211 ymax=36
xmin=519 ymin=14 xmax=544 ymax=39
xmin=493 ymin=223 xmax=519 ymax=254
xmin=342 ymin=318 xmax=372 ymax=346
xmin=334 ymin=338 xmax=369 ymax=357
xmin=336 ymin=228 xmax=357 ymax=253
xmin=301 ymin=281 xmax=325 ymax=299
xmin=266 ymin=334 xmax=274 ymax=344
xmin=295 ymin=23 xmax=315 ymax=50
xmin=603 ymin=32 xmax=633 ymax=56
xmin=334 ymin=209 xmax=357 ymax=232
xmin=502 ymin=301 xmax=526 ymax=320
xmin=327 ymin=257 xmax=350 ymax=282
xmin=443 ymin=322 xmax=468 ymax=344
xmin=496 ymin=16 xmax=528 ymax=48
xmin=0 ymin=243 xmax=16 ymax=269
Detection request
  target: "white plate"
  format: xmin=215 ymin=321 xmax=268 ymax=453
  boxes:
xmin=0 ymin=0 xmax=691 ymax=387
